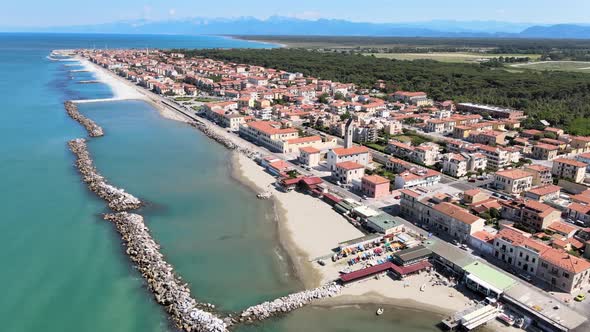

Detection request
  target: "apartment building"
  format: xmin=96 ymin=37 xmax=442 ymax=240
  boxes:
xmin=500 ymin=199 xmax=561 ymax=231
xmin=400 ymin=190 xmax=484 ymax=242
xmin=394 ymin=167 xmax=441 ymax=189
xmin=531 ymin=143 xmax=559 ymax=160
xmin=537 ymin=248 xmax=590 ymax=293
xmin=333 ymin=161 xmax=365 ymax=185
xmin=442 ymin=153 xmax=468 ymax=178
xmin=239 ymin=121 xmax=299 ymax=152
xmin=524 ymin=164 xmax=553 ymax=186
xmin=493 ymin=169 xmax=533 ymax=195
xmin=552 ymin=158 xmax=587 ymax=184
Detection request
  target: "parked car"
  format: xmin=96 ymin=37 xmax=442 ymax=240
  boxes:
xmin=575 ymin=294 xmax=586 ymax=302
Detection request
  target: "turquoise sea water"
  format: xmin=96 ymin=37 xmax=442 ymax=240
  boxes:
xmin=0 ymin=33 xmax=442 ymax=331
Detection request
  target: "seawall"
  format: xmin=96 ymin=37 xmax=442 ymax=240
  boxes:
xmin=68 ymin=138 xmax=141 ymax=211
xmin=236 ymin=283 xmax=341 ymax=323
xmin=65 ymin=101 xmax=104 ymax=137
xmin=105 ymin=212 xmax=228 ymax=332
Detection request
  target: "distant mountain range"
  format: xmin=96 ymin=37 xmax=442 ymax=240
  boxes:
xmin=6 ymin=17 xmax=590 ymax=39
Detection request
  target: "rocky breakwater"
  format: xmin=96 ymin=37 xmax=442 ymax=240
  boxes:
xmin=65 ymin=101 xmax=104 ymax=137
xmin=68 ymin=138 xmax=141 ymax=211
xmin=104 ymin=212 xmax=228 ymax=332
xmin=190 ymin=120 xmax=256 ymax=157
xmin=238 ymin=283 xmax=342 ymax=322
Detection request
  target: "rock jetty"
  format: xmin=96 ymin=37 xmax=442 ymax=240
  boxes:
xmin=68 ymin=138 xmax=141 ymax=211
xmin=104 ymin=212 xmax=228 ymax=332
xmin=65 ymin=101 xmax=104 ymax=137
xmin=238 ymin=283 xmax=342 ymax=322
xmin=190 ymin=120 xmax=257 ymax=158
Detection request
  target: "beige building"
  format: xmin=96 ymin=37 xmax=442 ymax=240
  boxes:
xmin=400 ymin=190 xmax=485 ymax=242
xmin=442 ymin=153 xmax=468 ymax=178
xmin=531 ymin=143 xmax=559 ymax=160
xmin=239 ymin=121 xmax=299 ymax=152
xmin=493 ymin=169 xmax=533 ymax=195
xmin=327 ymin=146 xmax=370 ymax=171
xmin=538 ymin=248 xmax=590 ymax=293
xmin=552 ymin=158 xmax=587 ymax=183
xmin=524 ymin=164 xmax=553 ymax=186
xmin=298 ymin=147 xmax=321 ymax=167
xmin=333 ymin=161 xmax=365 ymax=185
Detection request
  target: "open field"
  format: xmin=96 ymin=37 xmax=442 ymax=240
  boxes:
xmin=511 ymin=61 xmax=590 ymax=73
xmin=365 ymin=52 xmax=541 ymax=63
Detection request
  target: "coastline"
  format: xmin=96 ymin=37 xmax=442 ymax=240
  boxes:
xmin=222 ymin=35 xmax=287 ymax=48
xmin=73 ymin=52 xmax=488 ymax=325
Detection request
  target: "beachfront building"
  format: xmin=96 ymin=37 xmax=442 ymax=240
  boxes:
xmin=361 ymin=175 xmax=390 ymax=199
xmin=365 ymin=214 xmax=404 ymax=235
xmin=326 ymin=146 xmax=370 ymax=171
xmin=493 ymin=169 xmax=533 ymax=195
xmin=551 ymin=158 xmax=587 ymax=184
xmin=281 ymin=135 xmax=323 ymax=154
xmin=463 ymin=261 xmax=516 ymax=299
xmin=298 ymin=147 xmax=320 ymax=167
xmin=537 ymin=248 xmax=590 ymax=293
xmin=400 ymin=189 xmax=484 ymax=242
xmin=239 ymin=121 xmax=299 ymax=153
xmin=333 ymin=161 xmax=365 ymax=185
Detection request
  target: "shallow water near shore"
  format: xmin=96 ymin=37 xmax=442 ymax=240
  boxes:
xmin=0 ymin=33 xmax=445 ymax=332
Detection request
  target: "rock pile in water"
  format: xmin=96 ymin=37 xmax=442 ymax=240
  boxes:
xmin=238 ymin=283 xmax=342 ymax=322
xmin=65 ymin=101 xmax=104 ymax=137
xmin=68 ymin=138 xmax=141 ymax=211
xmin=190 ymin=120 xmax=257 ymax=158
xmin=104 ymin=212 xmax=228 ymax=332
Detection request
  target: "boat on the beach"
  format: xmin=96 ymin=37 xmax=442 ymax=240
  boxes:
xmin=376 ymin=308 xmax=384 ymax=316
xmin=420 ymin=284 xmax=426 ymax=292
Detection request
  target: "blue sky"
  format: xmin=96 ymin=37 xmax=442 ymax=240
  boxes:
xmin=3 ymin=0 xmax=590 ymax=27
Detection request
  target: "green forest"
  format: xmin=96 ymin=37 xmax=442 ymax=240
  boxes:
xmin=179 ymin=49 xmax=590 ymax=135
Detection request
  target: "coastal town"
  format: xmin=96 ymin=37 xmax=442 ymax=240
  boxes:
xmin=74 ymin=48 xmax=590 ymax=332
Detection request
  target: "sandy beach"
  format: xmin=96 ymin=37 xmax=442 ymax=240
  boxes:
xmin=76 ymin=57 xmax=192 ymax=123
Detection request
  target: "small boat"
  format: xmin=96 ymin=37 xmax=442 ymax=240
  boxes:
xmin=376 ymin=308 xmax=384 ymax=316
xmin=420 ymin=284 xmax=426 ymax=292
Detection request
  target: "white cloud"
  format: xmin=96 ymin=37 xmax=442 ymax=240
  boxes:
xmin=169 ymin=8 xmax=176 ymax=16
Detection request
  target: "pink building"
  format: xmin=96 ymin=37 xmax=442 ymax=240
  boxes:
xmin=361 ymin=175 xmax=390 ymax=198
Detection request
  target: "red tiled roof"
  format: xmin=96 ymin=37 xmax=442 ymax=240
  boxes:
xmin=495 ymin=169 xmax=533 ymax=180
xmin=340 ymin=261 xmax=431 ymax=283
xmin=299 ymin=146 xmax=320 ymax=154
xmin=434 ymin=202 xmax=482 ymax=225
xmin=541 ymin=248 xmax=590 ymax=273
xmin=362 ymin=175 xmax=390 ymax=185
xmin=332 ymin=146 xmax=370 ymax=157
xmin=286 ymin=135 xmax=321 ymax=145
xmin=554 ymin=158 xmax=587 ymax=168
xmin=336 ymin=161 xmax=365 ymax=171
xmin=527 ymin=184 xmax=561 ymax=196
